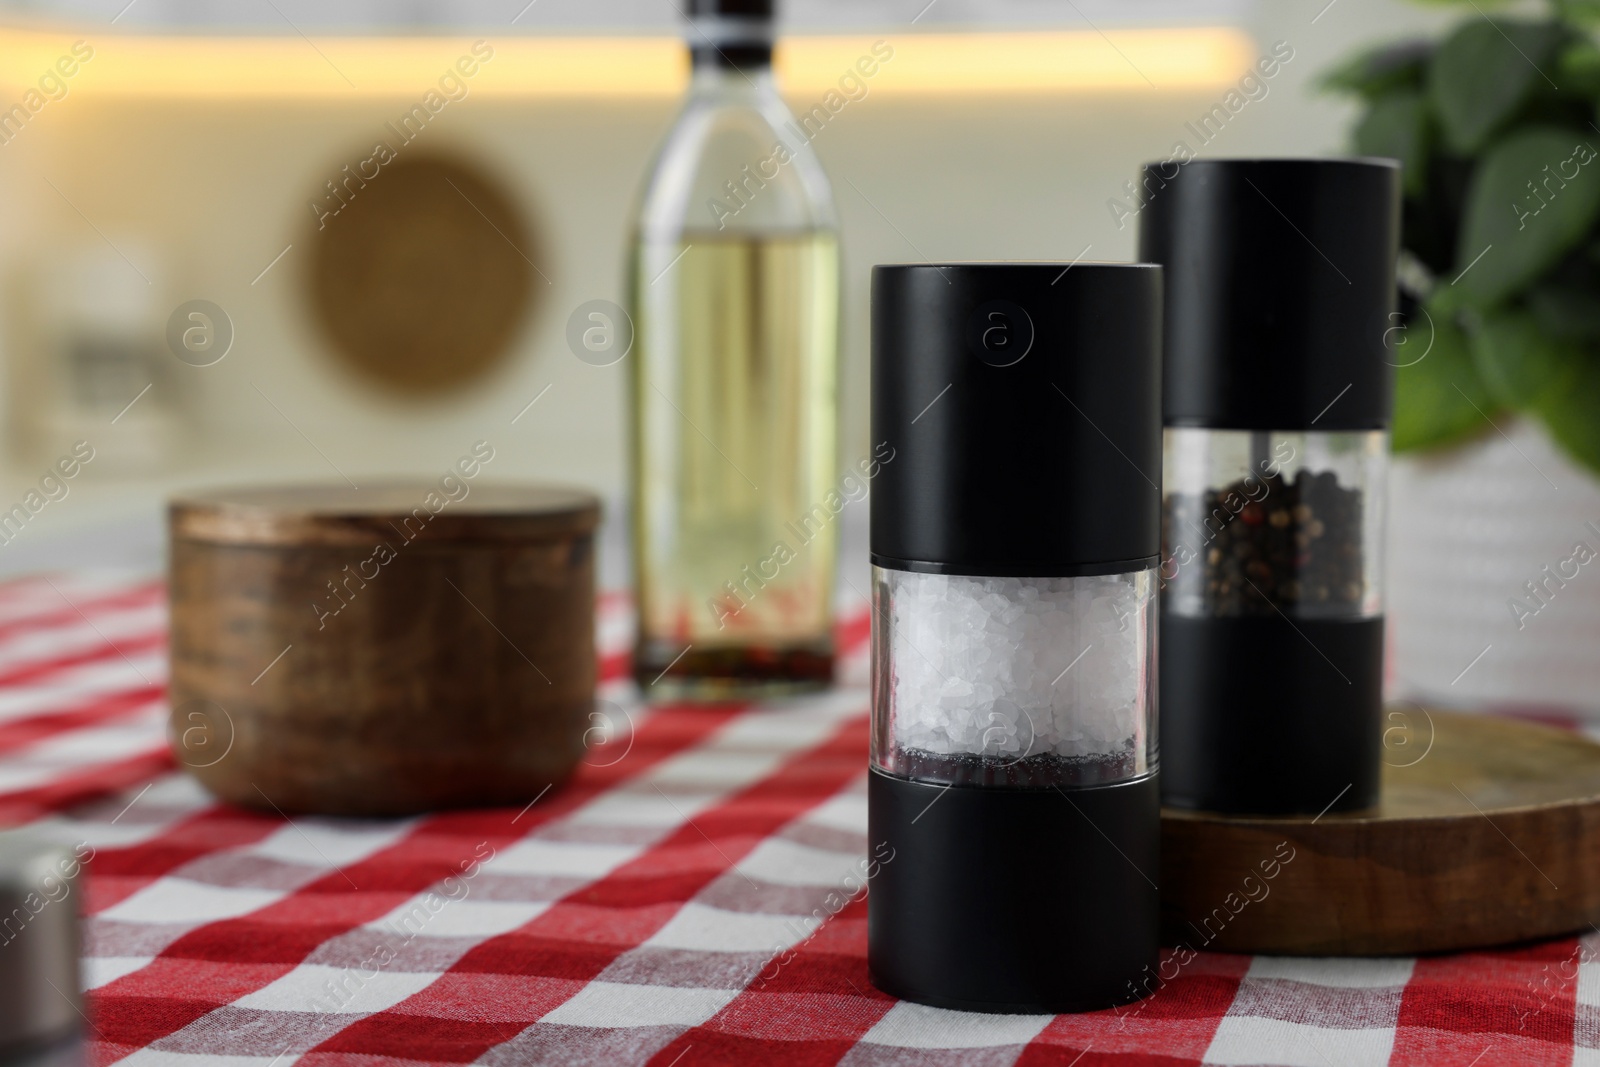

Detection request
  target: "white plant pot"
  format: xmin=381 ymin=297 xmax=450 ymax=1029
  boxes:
xmin=1388 ymin=419 xmax=1600 ymax=717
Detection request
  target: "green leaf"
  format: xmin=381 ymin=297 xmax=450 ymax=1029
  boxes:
xmin=1392 ymin=304 xmax=1498 ymax=452
xmin=1553 ymin=0 xmax=1600 ymax=27
xmin=1321 ymin=40 xmax=1433 ymax=98
xmin=1557 ymin=39 xmax=1600 ymax=95
xmin=1428 ymin=19 xmax=1564 ymax=154
xmin=1355 ymin=91 xmax=1431 ymax=197
xmin=1468 ymin=307 xmax=1579 ymax=406
xmin=1467 ymin=309 xmax=1600 ymax=474
xmin=1529 ymin=281 xmax=1600 ymax=339
xmin=1534 ymin=351 xmax=1600 ymax=472
xmin=1527 ymin=254 xmax=1600 ymax=339
xmin=1454 ymin=127 xmax=1600 ymax=306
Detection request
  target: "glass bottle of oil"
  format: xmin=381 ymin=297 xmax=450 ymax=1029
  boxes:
xmin=628 ymin=0 xmax=840 ymax=698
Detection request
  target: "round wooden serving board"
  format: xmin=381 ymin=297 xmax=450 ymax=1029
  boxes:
xmin=1161 ymin=709 xmax=1600 ymax=955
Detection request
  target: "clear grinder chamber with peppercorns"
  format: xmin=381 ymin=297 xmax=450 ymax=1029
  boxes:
xmin=1139 ymin=158 xmax=1401 ymax=816
xmin=1163 ymin=429 xmax=1385 ymax=620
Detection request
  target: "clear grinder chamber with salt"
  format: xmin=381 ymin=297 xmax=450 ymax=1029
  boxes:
xmin=867 ymin=263 xmax=1162 ymax=1013
xmin=1138 ymin=158 xmax=1401 ymax=816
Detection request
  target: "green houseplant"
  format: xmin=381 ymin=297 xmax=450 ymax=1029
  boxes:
xmin=1326 ymin=0 xmax=1600 ymax=473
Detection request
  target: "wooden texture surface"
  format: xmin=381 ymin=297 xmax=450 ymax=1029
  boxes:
xmin=168 ymin=483 xmax=600 ymax=816
xmin=1161 ymin=709 xmax=1600 ymax=955
xmin=306 ymin=153 xmax=537 ymax=394
xmin=172 ymin=483 xmax=600 ymax=545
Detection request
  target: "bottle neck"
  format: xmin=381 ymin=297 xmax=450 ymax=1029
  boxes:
xmin=690 ymin=42 xmax=774 ymax=72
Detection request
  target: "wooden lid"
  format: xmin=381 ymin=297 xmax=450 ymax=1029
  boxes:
xmin=170 ymin=482 xmax=601 ymax=546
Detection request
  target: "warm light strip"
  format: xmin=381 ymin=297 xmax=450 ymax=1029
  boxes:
xmin=0 ymin=26 xmax=1256 ymax=99
xmin=782 ymin=29 xmax=1257 ymax=95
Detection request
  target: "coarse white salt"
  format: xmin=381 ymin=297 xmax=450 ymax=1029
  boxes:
xmin=881 ymin=570 xmax=1152 ymax=764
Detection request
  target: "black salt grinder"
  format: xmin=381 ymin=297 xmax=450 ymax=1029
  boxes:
xmin=867 ymin=263 xmax=1163 ymax=1013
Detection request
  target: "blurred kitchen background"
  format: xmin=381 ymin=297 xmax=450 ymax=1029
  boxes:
xmin=5 ymin=0 xmax=1589 ymax=715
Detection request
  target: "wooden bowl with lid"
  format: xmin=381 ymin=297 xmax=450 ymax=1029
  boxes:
xmin=168 ymin=482 xmax=601 ymax=816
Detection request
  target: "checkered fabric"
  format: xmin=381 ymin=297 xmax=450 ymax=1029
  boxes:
xmin=2 ymin=572 xmax=1594 ymax=1066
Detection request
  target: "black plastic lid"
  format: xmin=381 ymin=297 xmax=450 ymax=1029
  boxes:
xmin=687 ymin=0 xmax=773 ymax=67
xmin=870 ymin=263 xmax=1163 ymax=577
xmin=688 ymin=0 xmax=773 ymax=17
xmin=1137 ymin=158 xmax=1400 ymax=431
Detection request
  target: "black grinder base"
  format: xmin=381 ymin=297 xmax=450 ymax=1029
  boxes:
xmin=867 ymin=768 xmax=1160 ymax=1014
xmin=1159 ymin=611 xmax=1384 ymax=815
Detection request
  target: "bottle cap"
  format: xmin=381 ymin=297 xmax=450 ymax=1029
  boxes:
xmin=0 ymin=831 xmax=83 ymax=1057
xmin=689 ymin=0 xmax=773 ymax=15
xmin=870 ymin=263 xmax=1163 ymax=576
xmin=1137 ymin=158 xmax=1401 ymax=431
xmin=686 ymin=0 xmax=774 ymax=65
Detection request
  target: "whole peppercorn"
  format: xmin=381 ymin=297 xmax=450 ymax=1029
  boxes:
xmin=1162 ymin=466 xmax=1366 ymax=618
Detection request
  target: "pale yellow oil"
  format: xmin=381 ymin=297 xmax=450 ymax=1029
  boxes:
xmin=628 ymin=229 xmax=840 ymax=695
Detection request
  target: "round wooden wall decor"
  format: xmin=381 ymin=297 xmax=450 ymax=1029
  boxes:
xmin=306 ymin=153 xmax=537 ymax=394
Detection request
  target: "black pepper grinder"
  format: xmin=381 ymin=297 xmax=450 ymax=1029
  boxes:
xmin=868 ymin=263 xmax=1163 ymax=1013
xmin=1138 ymin=158 xmax=1401 ymax=816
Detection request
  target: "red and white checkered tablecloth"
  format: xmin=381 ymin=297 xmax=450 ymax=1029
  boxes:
xmin=3 ymin=572 xmax=1596 ymax=1066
